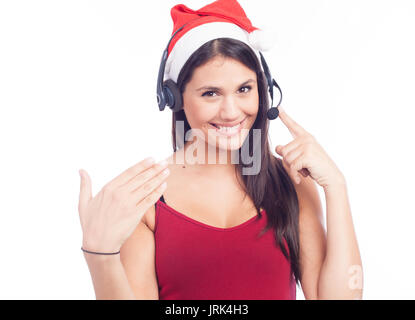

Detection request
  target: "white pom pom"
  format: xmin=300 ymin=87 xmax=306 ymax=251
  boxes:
xmin=248 ymin=28 xmax=277 ymax=52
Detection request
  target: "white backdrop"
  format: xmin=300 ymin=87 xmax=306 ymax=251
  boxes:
xmin=0 ymin=0 xmax=414 ymax=300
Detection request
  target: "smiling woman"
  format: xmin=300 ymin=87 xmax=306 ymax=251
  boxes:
xmin=159 ymin=35 xmax=302 ymax=299
xmin=80 ymin=0 xmax=361 ymax=302
xmin=120 ymin=0 xmax=304 ymax=301
xmin=202 ymin=78 xmax=254 ymax=136
xmin=180 ymin=54 xmax=259 ymax=152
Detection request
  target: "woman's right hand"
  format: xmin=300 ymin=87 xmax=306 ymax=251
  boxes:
xmin=78 ymin=157 xmax=170 ymax=253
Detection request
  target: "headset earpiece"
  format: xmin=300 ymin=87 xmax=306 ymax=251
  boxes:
xmin=156 ymin=25 xmax=186 ymax=113
xmin=163 ymin=79 xmax=183 ymax=112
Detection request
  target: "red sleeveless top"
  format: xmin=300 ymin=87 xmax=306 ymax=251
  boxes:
xmin=154 ymin=195 xmax=296 ymax=300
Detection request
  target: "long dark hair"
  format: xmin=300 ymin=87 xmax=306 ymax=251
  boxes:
xmin=171 ymin=38 xmax=301 ymax=285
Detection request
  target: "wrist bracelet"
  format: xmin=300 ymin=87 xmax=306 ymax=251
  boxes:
xmin=81 ymin=247 xmax=120 ymax=255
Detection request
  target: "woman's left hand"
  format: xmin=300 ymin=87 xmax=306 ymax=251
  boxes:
xmin=275 ymin=106 xmax=345 ymax=189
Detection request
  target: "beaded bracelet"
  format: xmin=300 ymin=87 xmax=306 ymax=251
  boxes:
xmin=81 ymin=247 xmax=120 ymax=255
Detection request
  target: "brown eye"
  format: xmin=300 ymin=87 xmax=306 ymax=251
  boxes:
xmin=201 ymin=91 xmax=217 ymax=97
xmin=239 ymin=86 xmax=252 ymax=93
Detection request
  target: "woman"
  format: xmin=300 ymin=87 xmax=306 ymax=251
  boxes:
xmin=78 ymin=0 xmax=363 ymax=300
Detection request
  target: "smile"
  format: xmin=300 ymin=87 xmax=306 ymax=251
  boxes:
xmin=209 ymin=117 xmax=246 ymax=137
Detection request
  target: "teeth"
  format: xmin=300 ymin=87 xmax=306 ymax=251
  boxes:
xmin=210 ymin=119 xmax=245 ymax=135
xmin=216 ymin=123 xmax=240 ymax=133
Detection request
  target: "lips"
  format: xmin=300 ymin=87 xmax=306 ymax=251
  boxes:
xmin=209 ymin=117 xmax=247 ymax=129
xmin=208 ymin=117 xmax=247 ymax=137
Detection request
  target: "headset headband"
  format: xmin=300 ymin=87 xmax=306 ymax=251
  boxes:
xmin=156 ymin=24 xmax=282 ymax=120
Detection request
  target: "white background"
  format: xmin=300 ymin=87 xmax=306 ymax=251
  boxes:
xmin=0 ymin=0 xmax=414 ymax=299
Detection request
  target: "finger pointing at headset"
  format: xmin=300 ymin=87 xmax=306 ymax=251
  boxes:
xmin=275 ymin=106 xmax=345 ymax=189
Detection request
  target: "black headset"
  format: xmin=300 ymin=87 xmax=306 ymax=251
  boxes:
xmin=156 ymin=24 xmax=283 ymax=120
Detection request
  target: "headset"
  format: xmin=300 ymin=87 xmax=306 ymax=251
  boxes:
xmin=156 ymin=25 xmax=283 ymax=120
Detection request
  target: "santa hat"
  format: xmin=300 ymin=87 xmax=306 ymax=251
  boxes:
xmin=163 ymin=0 xmax=277 ymax=83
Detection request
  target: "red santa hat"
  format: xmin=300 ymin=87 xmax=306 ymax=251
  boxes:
xmin=164 ymin=0 xmax=277 ymax=83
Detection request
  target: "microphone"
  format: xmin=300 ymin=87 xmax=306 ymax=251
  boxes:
xmin=267 ymin=107 xmax=279 ymax=120
xmin=259 ymin=52 xmax=282 ymax=121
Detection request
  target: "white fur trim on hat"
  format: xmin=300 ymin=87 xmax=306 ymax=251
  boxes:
xmin=248 ymin=28 xmax=277 ymax=52
xmin=164 ymin=21 xmax=264 ymax=83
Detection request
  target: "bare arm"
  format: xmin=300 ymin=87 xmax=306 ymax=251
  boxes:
xmin=275 ymin=106 xmax=362 ymax=299
xmin=317 ymin=181 xmax=363 ymax=300
xmin=290 ymin=164 xmax=362 ymax=300
xmin=120 ymin=212 xmax=159 ymax=300
xmin=83 ymin=252 xmax=136 ymax=300
xmin=83 ymin=214 xmax=159 ymax=300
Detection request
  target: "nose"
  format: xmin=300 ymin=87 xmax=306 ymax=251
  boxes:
xmin=218 ymin=95 xmax=241 ymax=121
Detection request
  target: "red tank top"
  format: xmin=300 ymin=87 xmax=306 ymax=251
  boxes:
xmin=154 ymin=195 xmax=296 ymax=300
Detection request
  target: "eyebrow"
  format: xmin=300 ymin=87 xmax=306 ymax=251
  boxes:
xmin=196 ymin=79 xmax=256 ymax=91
